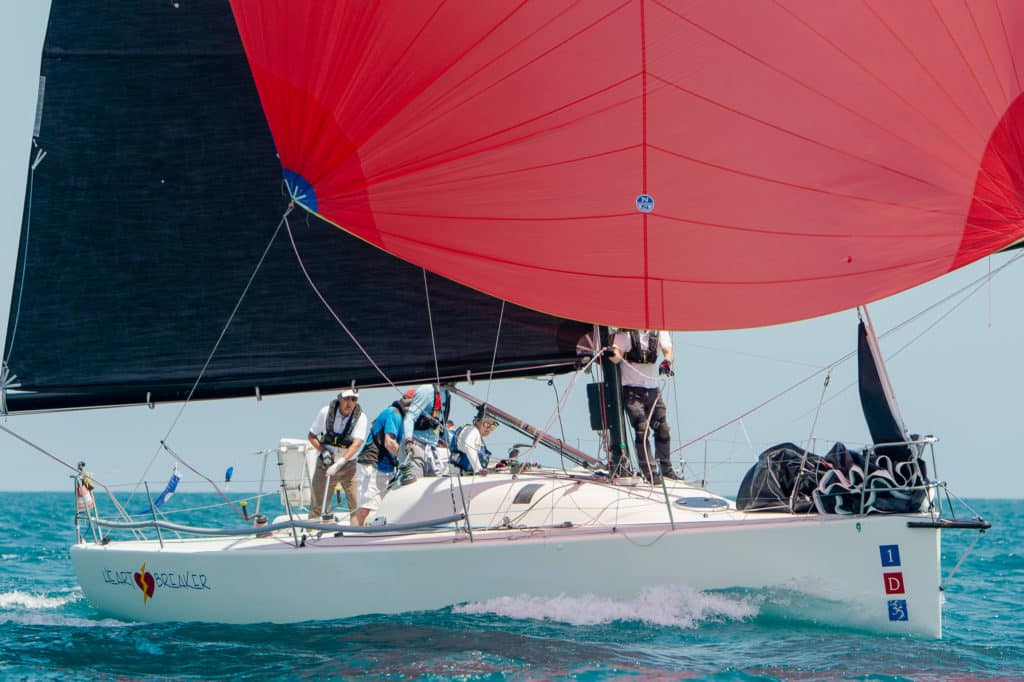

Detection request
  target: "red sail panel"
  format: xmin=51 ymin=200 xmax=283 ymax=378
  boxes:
xmin=230 ymin=0 xmax=1024 ymax=330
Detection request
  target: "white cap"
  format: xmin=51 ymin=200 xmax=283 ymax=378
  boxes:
xmin=338 ymin=388 xmax=359 ymax=399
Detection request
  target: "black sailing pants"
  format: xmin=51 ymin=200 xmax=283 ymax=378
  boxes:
xmin=620 ymin=385 xmax=672 ymax=478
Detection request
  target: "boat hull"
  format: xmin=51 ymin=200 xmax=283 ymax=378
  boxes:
xmin=71 ymin=512 xmax=941 ymax=636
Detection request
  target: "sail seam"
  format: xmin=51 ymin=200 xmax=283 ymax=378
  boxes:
xmin=662 ymin=0 xmax=981 ymax=175
xmin=994 ymin=1 xmax=1022 ymax=92
xmin=340 ymin=1 xmax=534 ymax=169
xmin=640 ymin=0 xmax=650 ymax=326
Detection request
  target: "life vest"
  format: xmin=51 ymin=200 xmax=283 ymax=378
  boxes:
xmin=320 ymin=400 xmax=363 ymax=449
xmin=360 ymin=400 xmax=408 ymax=470
xmin=411 ymin=385 xmax=444 ymax=431
xmin=450 ymin=424 xmax=491 ymax=472
xmin=624 ymin=330 xmax=659 ymax=364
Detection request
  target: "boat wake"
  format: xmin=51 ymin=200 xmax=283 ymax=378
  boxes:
xmin=453 ymin=586 xmax=759 ymax=628
xmin=0 ymin=589 xmax=79 ymax=611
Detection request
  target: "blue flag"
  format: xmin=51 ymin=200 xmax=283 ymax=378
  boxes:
xmin=153 ymin=470 xmax=180 ymax=508
xmin=224 ymin=466 xmax=234 ymax=483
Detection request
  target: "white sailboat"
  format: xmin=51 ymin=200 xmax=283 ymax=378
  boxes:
xmin=3 ymin=1 xmax=1016 ymax=637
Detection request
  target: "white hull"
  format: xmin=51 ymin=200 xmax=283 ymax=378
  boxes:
xmin=71 ymin=472 xmax=942 ymax=636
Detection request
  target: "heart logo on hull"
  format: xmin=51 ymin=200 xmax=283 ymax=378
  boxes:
xmin=133 ymin=563 xmax=155 ymax=603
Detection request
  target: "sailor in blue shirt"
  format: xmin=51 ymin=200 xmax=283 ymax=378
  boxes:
xmin=400 ymin=384 xmax=450 ymax=481
xmin=352 ymin=398 xmax=408 ymax=526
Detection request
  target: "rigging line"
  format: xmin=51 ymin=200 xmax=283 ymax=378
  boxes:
xmin=686 ymin=252 xmax=1022 ymax=455
xmin=160 ymin=440 xmax=245 ymax=520
xmin=684 ymin=340 xmax=824 ymax=369
xmin=789 ymin=367 xmax=832 ymax=512
xmin=988 ymin=255 xmax=992 ymax=327
xmin=547 ymin=378 xmax=571 ymax=474
xmin=0 ymin=423 xmax=85 ymax=475
xmin=484 ymin=300 xmax=506 ymax=407
xmin=789 ymin=268 xmax=995 ymax=424
xmin=675 ymin=362 xmax=836 ymax=456
xmin=0 ymin=423 xmax=133 ymax=523
xmin=128 ymin=206 xmax=291 ymax=507
xmin=518 ymin=366 xmax=588 ymax=465
xmin=285 ymin=212 xmax=396 ymax=390
xmin=422 ymin=269 xmax=442 ymax=387
xmin=878 ymin=250 xmax=1023 ymax=339
xmin=4 ymin=146 xmax=45 ymax=367
xmin=669 ymin=341 xmax=684 ymax=474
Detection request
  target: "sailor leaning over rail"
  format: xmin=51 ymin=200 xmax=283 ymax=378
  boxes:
xmin=351 ymin=395 xmax=410 ymax=527
xmin=608 ymin=329 xmax=679 ymax=483
xmin=307 ymin=387 xmax=368 ymax=520
xmin=400 ymin=384 xmax=451 ymax=481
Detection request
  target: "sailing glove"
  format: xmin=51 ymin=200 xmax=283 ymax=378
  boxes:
xmin=658 ymin=359 xmax=674 ymax=376
xmin=325 ymin=459 xmax=345 ymax=476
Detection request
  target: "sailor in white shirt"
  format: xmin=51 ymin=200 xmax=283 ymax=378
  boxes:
xmin=608 ymin=329 xmax=679 ymax=483
xmin=307 ymin=387 xmax=369 ymax=518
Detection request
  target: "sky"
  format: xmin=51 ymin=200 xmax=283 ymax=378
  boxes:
xmin=1 ymin=3 xmax=1022 ymax=499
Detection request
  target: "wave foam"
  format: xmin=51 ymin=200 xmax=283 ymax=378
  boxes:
xmin=0 ymin=612 xmax=128 ymax=628
xmin=454 ymin=585 xmax=758 ymax=628
xmin=0 ymin=590 xmax=80 ymax=610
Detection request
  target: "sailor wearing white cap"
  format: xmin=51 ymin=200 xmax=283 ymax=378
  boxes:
xmin=307 ymin=387 xmax=368 ymax=519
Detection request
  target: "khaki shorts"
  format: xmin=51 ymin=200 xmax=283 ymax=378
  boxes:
xmin=356 ymin=463 xmax=391 ymax=511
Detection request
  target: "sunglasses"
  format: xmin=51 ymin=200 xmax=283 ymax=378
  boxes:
xmin=342 ymin=396 xmax=358 ymax=402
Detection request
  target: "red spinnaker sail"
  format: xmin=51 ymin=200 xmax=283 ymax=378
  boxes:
xmin=230 ymin=0 xmax=1024 ymax=330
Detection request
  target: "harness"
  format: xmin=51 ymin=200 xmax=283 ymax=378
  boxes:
xmin=320 ymin=400 xmax=363 ymax=448
xmin=625 ymin=330 xmax=659 ymax=364
xmin=413 ymin=385 xmax=444 ymax=431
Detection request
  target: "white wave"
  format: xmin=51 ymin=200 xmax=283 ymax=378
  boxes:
xmin=0 ymin=589 xmax=80 ymax=610
xmin=0 ymin=612 xmax=129 ymax=628
xmin=454 ymin=585 xmax=758 ymax=628
xmin=1 ymin=554 xmax=17 ymax=561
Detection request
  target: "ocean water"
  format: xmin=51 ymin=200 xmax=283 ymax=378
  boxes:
xmin=0 ymin=492 xmax=1020 ymax=680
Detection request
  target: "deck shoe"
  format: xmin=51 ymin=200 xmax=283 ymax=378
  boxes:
xmin=660 ymin=467 xmax=683 ymax=481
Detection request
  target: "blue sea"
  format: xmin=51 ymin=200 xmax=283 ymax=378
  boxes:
xmin=0 ymin=492 xmax=1020 ymax=680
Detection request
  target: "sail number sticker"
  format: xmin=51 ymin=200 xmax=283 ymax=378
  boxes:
xmin=879 ymin=544 xmax=908 ymax=621
xmin=635 ymin=194 xmax=654 ymax=213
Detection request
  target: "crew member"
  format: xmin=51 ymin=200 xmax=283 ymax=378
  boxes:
xmin=352 ymin=395 xmax=409 ymax=526
xmin=450 ymin=409 xmax=498 ymax=475
xmin=608 ymin=329 xmax=680 ymax=483
xmin=400 ymin=384 xmax=451 ymax=482
xmin=307 ymin=387 xmax=367 ymax=519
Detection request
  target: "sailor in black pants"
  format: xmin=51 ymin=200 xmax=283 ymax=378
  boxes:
xmin=609 ymin=329 xmax=680 ymax=483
